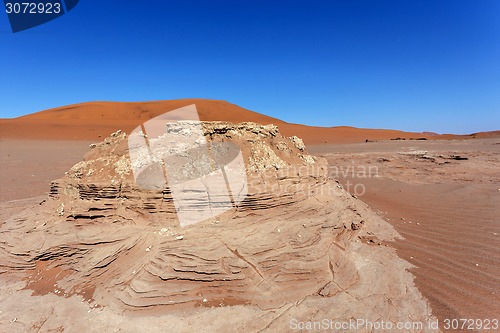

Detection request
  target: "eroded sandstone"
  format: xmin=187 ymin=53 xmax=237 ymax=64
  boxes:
xmin=0 ymin=123 xmax=437 ymax=332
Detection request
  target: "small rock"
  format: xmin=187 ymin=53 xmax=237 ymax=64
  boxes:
xmin=289 ymin=136 xmax=306 ymax=151
xmin=57 ymin=203 xmax=64 ymax=216
xmin=111 ymin=129 xmax=122 ymax=137
xmin=176 ymin=236 xmax=184 ymax=240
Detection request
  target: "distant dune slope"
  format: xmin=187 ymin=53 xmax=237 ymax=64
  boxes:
xmin=0 ymin=99 xmax=497 ymax=144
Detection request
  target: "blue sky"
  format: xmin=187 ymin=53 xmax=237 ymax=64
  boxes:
xmin=1 ymin=0 xmax=499 ymax=134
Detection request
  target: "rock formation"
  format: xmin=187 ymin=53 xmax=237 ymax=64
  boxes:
xmin=0 ymin=123 xmax=436 ymax=332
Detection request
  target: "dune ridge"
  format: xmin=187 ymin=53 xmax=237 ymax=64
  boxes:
xmin=2 ymin=99 xmax=496 ymax=144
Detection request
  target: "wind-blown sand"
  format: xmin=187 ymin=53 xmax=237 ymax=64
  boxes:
xmin=309 ymin=139 xmax=500 ymax=332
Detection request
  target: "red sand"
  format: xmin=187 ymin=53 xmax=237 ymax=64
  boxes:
xmin=0 ymin=139 xmax=92 ymax=202
xmin=2 ymin=99 xmax=497 ymax=144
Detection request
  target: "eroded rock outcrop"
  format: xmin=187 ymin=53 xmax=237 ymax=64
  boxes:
xmin=0 ymin=123 xmax=437 ymax=332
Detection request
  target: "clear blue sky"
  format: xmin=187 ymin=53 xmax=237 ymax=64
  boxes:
xmin=1 ymin=0 xmax=499 ymax=134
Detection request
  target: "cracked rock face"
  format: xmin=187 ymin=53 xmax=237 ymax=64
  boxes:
xmin=0 ymin=123 xmax=436 ymax=332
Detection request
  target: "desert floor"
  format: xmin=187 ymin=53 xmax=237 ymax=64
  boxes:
xmin=1 ymin=137 xmax=499 ymax=332
xmin=0 ymin=139 xmax=92 ymax=202
xmin=309 ymin=138 xmax=500 ymax=330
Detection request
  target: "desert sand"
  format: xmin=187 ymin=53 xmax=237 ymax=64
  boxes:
xmin=2 ymin=99 xmax=497 ymax=144
xmin=0 ymin=140 xmax=92 ymax=202
xmin=310 ymin=139 xmax=500 ymax=332
xmin=0 ymin=100 xmax=498 ymax=332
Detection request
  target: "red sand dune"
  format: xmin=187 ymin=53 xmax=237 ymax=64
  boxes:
xmin=0 ymin=99 xmax=498 ymax=144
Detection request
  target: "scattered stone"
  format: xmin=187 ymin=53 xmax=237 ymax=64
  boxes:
xmin=110 ymin=129 xmax=122 ymax=137
xmin=57 ymin=203 xmax=64 ymax=216
xmin=449 ymin=155 xmax=468 ymax=160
